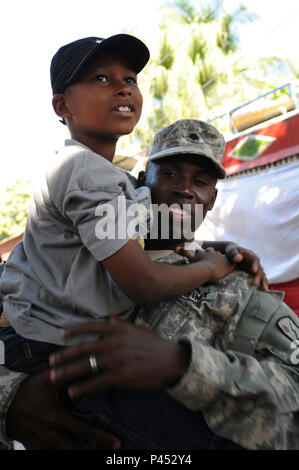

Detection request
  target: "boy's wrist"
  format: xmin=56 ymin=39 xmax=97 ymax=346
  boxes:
xmin=194 ymin=260 xmax=214 ymax=284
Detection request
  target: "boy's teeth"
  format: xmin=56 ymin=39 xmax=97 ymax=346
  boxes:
xmin=117 ymin=106 xmax=131 ymax=112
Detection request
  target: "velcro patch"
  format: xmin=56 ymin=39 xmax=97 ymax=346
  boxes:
xmin=277 ymin=317 xmax=299 ymax=342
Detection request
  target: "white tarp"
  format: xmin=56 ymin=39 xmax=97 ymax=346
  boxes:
xmin=197 ymin=159 xmax=299 ymax=283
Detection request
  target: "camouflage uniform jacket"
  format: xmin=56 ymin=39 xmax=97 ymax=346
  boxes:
xmin=136 ymin=252 xmax=299 ymax=450
xmin=0 ymin=256 xmax=299 ymax=448
xmin=0 ymin=263 xmax=28 ymax=446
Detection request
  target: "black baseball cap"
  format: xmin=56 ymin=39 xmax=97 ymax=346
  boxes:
xmin=50 ymin=34 xmax=150 ymax=95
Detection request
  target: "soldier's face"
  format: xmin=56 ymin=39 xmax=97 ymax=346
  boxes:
xmin=143 ymin=155 xmax=217 ymax=238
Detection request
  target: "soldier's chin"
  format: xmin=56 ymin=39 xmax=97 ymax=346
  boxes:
xmin=168 ymin=222 xmax=195 ymax=242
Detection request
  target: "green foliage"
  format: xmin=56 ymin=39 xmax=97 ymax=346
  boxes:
xmin=0 ymin=180 xmax=33 ymax=241
xmin=118 ymin=1 xmax=295 ymax=156
xmin=200 ymin=0 xmax=223 ymax=23
xmin=159 ymin=35 xmax=175 ymax=70
xmin=217 ymin=13 xmax=237 ymax=53
xmin=188 ymin=34 xmax=206 ymax=64
xmin=173 ymin=0 xmax=197 ymax=23
xmin=150 ymin=66 xmax=169 ymax=99
xmin=198 ymin=62 xmax=217 ymax=89
xmin=174 ymin=0 xmax=223 ymax=24
xmin=272 ymin=86 xmax=290 ymax=100
xmin=217 ymin=5 xmax=257 ymax=54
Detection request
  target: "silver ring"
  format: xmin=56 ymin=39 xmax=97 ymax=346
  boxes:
xmin=89 ymin=353 xmax=99 ymax=374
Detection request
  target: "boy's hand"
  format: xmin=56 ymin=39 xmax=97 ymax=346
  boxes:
xmin=49 ymin=318 xmax=190 ymax=400
xmin=224 ymin=243 xmax=268 ymax=290
xmin=177 ymin=243 xmax=269 ymax=290
xmin=6 ymin=370 xmax=121 ymax=450
xmin=177 ymin=247 xmax=235 ymax=282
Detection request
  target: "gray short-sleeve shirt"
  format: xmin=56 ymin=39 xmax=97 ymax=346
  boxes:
xmin=0 ymin=140 xmax=151 ymax=345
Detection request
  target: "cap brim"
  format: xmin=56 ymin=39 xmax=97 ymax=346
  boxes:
xmin=97 ymin=34 xmax=150 ymax=73
xmin=149 ymin=147 xmax=226 ymax=179
xmin=66 ymin=34 xmax=150 ymax=88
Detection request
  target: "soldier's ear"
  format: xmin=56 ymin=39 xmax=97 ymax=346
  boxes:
xmin=137 ymin=171 xmax=146 ymax=188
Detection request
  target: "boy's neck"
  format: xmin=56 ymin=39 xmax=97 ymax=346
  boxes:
xmin=71 ymin=133 xmax=118 ymax=162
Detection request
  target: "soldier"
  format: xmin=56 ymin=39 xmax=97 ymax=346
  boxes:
xmin=1 ymin=119 xmax=298 ymax=450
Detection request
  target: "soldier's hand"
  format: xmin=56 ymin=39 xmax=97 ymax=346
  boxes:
xmin=49 ymin=317 xmax=190 ymax=400
xmin=177 ymin=243 xmax=268 ymax=290
xmin=6 ymin=370 xmax=121 ymax=450
xmin=224 ymin=243 xmax=268 ymax=290
xmin=176 ymin=247 xmax=235 ymax=282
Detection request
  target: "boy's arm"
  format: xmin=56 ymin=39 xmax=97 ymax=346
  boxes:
xmin=103 ymin=239 xmax=234 ymax=306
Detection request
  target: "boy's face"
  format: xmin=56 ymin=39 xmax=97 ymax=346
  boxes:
xmin=59 ymin=51 xmax=143 ymax=141
xmin=143 ymin=155 xmax=217 ymax=242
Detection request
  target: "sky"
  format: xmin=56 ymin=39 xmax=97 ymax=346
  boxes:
xmin=1 ymin=0 xmax=299 ymax=189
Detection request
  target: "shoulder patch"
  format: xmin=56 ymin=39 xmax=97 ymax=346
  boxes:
xmin=277 ymin=317 xmax=299 ymax=342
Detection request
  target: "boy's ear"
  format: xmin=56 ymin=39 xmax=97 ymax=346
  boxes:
xmin=52 ymin=94 xmax=71 ymax=121
xmin=137 ymin=170 xmax=146 ymax=188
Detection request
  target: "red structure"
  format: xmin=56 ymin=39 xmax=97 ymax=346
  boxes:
xmin=209 ymin=85 xmax=299 ymax=316
xmin=223 ymin=110 xmax=299 ymax=176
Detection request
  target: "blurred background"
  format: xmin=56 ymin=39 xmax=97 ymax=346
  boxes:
xmin=1 ymin=0 xmax=299 ymax=237
xmin=1 ymin=0 xmax=298 ymax=314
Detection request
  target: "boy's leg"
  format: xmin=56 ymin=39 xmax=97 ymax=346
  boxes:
xmin=67 ymin=387 xmax=233 ymax=450
xmin=0 ymin=326 xmax=60 ymax=374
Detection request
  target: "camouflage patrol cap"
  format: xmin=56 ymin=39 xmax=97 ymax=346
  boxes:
xmin=148 ymin=119 xmax=226 ymax=179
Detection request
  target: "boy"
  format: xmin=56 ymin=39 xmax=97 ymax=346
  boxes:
xmin=0 ymin=35 xmax=241 ymax=351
